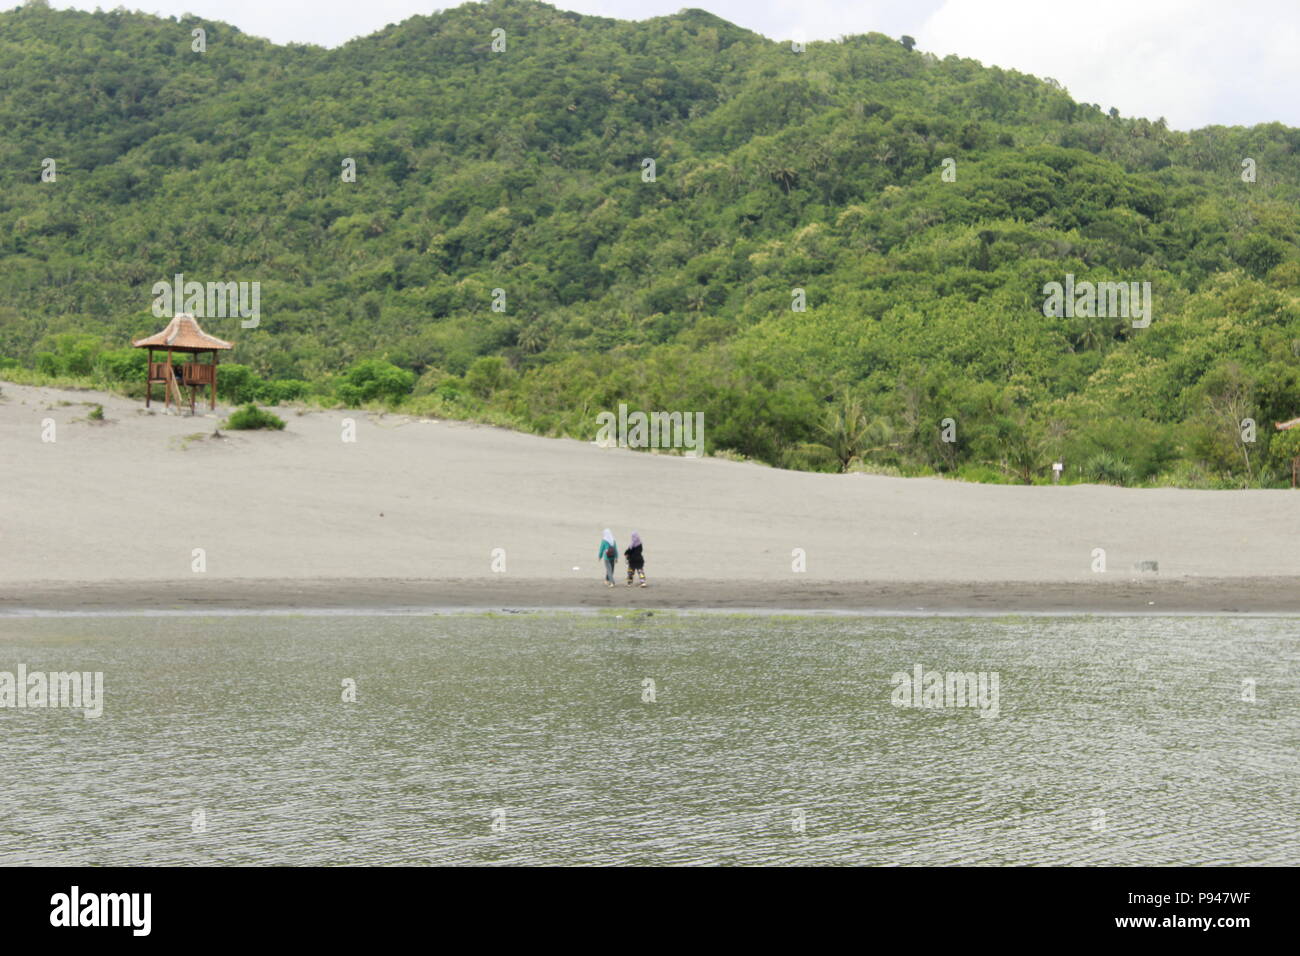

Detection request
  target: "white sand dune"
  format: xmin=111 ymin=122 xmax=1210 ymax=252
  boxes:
xmin=3 ymin=381 xmax=1299 ymax=611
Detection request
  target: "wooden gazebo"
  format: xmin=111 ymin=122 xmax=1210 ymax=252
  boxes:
xmin=132 ymin=314 xmax=233 ymax=413
xmin=1276 ymin=417 xmax=1300 ymax=487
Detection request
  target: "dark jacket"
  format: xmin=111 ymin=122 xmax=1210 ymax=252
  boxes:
xmin=624 ymin=543 xmax=644 ymax=570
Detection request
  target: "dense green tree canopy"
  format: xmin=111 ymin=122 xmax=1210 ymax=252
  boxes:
xmin=1 ymin=0 xmax=1298 ymax=486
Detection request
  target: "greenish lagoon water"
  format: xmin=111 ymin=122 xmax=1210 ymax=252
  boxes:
xmin=0 ymin=612 xmax=1295 ymax=866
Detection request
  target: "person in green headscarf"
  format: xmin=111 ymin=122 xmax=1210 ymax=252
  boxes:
xmin=598 ymin=529 xmax=618 ymax=587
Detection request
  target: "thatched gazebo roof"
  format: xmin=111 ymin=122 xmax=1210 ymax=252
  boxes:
xmin=132 ymin=314 xmax=233 ymax=353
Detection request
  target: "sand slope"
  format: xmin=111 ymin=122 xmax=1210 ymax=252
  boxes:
xmin=3 ymin=382 xmax=1300 ymax=610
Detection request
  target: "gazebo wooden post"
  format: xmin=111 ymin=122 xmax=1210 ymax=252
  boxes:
xmin=145 ymin=348 xmax=152 ymax=408
xmin=211 ymin=349 xmax=219 ymax=410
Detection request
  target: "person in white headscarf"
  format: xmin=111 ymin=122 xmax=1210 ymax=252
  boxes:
xmin=598 ymin=529 xmax=618 ymax=587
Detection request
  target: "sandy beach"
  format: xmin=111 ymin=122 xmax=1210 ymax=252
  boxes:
xmin=4 ymin=381 xmax=1300 ymax=614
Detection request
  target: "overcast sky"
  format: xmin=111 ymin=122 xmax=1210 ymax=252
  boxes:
xmin=43 ymin=0 xmax=1300 ymax=130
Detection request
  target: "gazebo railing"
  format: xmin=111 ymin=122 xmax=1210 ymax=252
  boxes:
xmin=148 ymin=361 xmax=216 ymax=386
xmin=181 ymin=362 xmax=215 ymax=386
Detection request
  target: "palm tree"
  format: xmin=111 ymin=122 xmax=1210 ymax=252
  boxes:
xmin=1073 ymin=319 xmax=1103 ymax=352
xmin=1072 ymin=315 xmax=1120 ymax=352
xmin=817 ymin=392 xmax=873 ymax=472
xmin=516 ymin=316 xmax=551 ymax=354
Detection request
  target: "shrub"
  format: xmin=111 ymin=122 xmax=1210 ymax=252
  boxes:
xmin=225 ymin=404 xmax=285 ymax=430
xmin=412 ymin=368 xmax=448 ymax=397
xmin=40 ymin=333 xmax=100 ymax=377
xmin=955 ymin=463 xmax=1012 ymax=484
xmin=336 ymin=359 xmax=415 ymax=407
xmin=215 ymin=364 xmax=262 ymax=404
xmin=464 ymin=355 xmax=514 ymax=398
xmin=255 ymin=379 xmax=310 ymax=405
xmin=1067 ymin=418 xmax=1175 ymax=482
xmin=781 ymin=442 xmax=841 ymax=472
xmin=1082 ymin=452 xmax=1137 ymax=486
xmin=846 ymin=459 xmax=904 ymax=477
xmin=94 ymin=347 xmax=146 ymax=383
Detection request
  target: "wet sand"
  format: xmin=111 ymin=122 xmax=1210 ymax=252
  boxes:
xmin=4 ymin=575 xmax=1300 ymax=615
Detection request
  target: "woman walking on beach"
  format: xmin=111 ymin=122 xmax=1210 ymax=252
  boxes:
xmin=624 ymin=531 xmax=647 ymax=587
xmin=599 ymin=529 xmax=618 ymax=587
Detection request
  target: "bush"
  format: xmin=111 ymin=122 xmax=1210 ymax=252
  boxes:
xmin=781 ymin=442 xmax=841 ymax=472
xmin=464 ymin=355 xmax=514 ymax=398
xmin=37 ymin=333 xmax=100 ymax=377
xmin=336 ymin=359 xmax=415 ymax=407
xmin=225 ymin=404 xmax=285 ymax=430
xmin=1082 ymin=452 xmax=1137 ymax=486
xmin=412 ymin=368 xmax=448 ymax=397
xmin=94 ymin=347 xmax=147 ymax=383
xmin=255 ymin=379 xmax=310 ymax=405
xmin=955 ymin=463 xmax=1013 ymax=484
xmin=215 ymin=364 xmax=262 ymax=404
xmin=1067 ymin=418 xmax=1175 ymax=482
xmin=845 ymin=459 xmax=904 ymax=477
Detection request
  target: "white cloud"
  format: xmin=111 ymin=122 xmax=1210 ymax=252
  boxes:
xmin=917 ymin=0 xmax=1300 ymax=129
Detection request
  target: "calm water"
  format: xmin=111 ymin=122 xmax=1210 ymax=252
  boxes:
xmin=0 ymin=612 xmax=1295 ymax=866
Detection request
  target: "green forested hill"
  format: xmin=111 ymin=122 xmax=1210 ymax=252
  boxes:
xmin=2 ymin=0 xmax=1299 ymax=485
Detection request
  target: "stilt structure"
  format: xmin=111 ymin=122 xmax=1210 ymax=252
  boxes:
xmin=132 ymin=314 xmax=234 ymax=414
xmin=1275 ymin=417 xmax=1300 ymax=487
